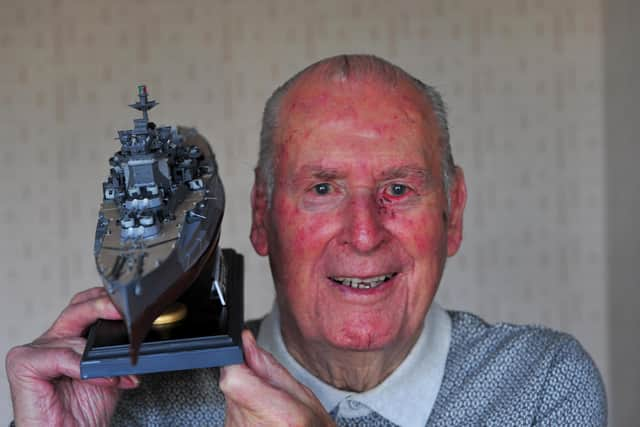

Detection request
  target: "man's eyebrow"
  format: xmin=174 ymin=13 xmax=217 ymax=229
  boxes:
xmin=292 ymin=165 xmax=345 ymax=183
xmin=378 ymin=166 xmax=433 ymax=182
xmin=290 ymin=164 xmax=433 ymax=184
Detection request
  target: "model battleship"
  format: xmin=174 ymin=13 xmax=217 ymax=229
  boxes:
xmin=81 ymin=86 xmax=243 ymax=376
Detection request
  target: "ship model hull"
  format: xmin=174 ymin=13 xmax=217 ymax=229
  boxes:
xmin=80 ymin=86 xmax=243 ymax=377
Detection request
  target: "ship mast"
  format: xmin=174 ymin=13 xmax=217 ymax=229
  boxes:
xmin=129 ymin=84 xmax=157 ymax=122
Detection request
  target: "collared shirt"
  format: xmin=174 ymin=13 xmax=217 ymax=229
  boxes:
xmin=257 ymin=302 xmax=452 ymax=427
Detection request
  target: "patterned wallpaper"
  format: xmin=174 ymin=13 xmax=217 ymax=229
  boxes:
xmin=0 ymin=0 xmax=611 ymax=423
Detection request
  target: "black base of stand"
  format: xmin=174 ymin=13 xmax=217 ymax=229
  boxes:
xmin=80 ymin=248 xmax=244 ymax=379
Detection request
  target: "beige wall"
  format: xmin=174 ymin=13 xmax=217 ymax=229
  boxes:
xmin=1 ymin=0 xmax=622 ymax=423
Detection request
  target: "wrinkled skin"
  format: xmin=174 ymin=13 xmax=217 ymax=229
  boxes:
xmin=220 ymin=331 xmax=335 ymax=427
xmin=6 ymin=287 xmax=139 ymax=426
xmin=237 ymin=73 xmax=467 ymax=418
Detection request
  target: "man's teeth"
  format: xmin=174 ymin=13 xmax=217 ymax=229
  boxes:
xmin=331 ymin=274 xmax=395 ymax=289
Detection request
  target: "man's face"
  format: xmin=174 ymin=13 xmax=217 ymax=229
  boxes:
xmin=251 ymin=77 xmax=466 ymax=355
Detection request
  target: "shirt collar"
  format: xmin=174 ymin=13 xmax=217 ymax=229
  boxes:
xmin=256 ymin=302 xmax=451 ymax=427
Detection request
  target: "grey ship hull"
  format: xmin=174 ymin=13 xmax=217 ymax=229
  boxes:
xmin=94 ymin=128 xmax=224 ymax=362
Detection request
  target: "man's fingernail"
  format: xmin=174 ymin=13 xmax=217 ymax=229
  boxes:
xmin=244 ymin=330 xmax=257 ymax=349
xmin=127 ymin=375 xmax=139 ymax=386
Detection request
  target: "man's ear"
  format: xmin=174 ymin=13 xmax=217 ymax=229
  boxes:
xmin=446 ymin=166 xmax=467 ymax=257
xmin=250 ymin=173 xmax=270 ymax=256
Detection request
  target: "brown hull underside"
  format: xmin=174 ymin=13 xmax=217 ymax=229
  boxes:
xmin=125 ymin=233 xmax=220 ymax=364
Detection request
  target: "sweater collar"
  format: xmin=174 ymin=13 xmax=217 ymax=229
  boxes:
xmin=257 ymin=302 xmax=451 ymax=427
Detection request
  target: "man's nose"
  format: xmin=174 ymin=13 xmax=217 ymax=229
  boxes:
xmin=341 ymin=190 xmax=389 ymax=253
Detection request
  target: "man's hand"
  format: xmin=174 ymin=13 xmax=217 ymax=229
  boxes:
xmin=220 ymin=330 xmax=335 ymax=427
xmin=6 ymin=287 xmax=140 ymax=426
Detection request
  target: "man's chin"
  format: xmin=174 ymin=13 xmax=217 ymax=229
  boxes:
xmin=323 ymin=322 xmax=401 ymax=352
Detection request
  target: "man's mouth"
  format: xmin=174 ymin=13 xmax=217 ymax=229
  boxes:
xmin=329 ymin=273 xmax=397 ymax=289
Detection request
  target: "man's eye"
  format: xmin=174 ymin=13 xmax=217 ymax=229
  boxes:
xmin=387 ymin=184 xmax=408 ymax=196
xmin=313 ymin=183 xmax=331 ymax=195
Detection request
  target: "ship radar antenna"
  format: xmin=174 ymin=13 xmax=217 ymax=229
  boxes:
xmin=129 ymin=85 xmax=158 ymax=122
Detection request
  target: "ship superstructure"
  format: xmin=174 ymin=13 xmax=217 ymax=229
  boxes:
xmin=94 ymin=85 xmax=225 ymax=362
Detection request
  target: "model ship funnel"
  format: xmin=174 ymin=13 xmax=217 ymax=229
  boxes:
xmin=94 ymin=85 xmax=225 ymax=363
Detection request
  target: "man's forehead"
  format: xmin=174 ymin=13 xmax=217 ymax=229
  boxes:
xmin=281 ymin=75 xmax=430 ymax=124
xmin=271 ymin=74 xmax=442 ymax=177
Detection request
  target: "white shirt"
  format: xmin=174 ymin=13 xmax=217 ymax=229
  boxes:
xmin=257 ymin=302 xmax=452 ymax=427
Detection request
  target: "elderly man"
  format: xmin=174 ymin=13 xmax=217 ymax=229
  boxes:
xmin=7 ymin=55 xmax=606 ymax=426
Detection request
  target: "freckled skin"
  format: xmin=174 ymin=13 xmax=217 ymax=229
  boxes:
xmin=251 ymin=75 xmax=467 ymax=389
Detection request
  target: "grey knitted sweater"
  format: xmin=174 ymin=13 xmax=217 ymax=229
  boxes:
xmin=111 ymin=311 xmax=607 ymax=426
